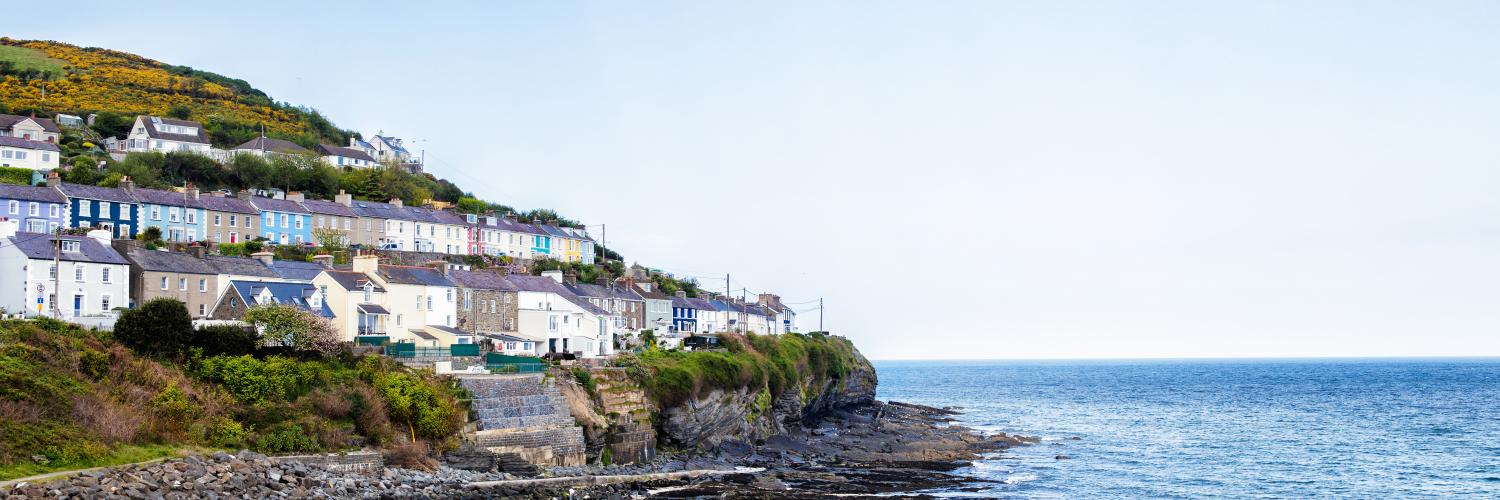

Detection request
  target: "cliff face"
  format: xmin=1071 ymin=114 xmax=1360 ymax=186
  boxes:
xmin=654 ymin=340 xmax=878 ymax=450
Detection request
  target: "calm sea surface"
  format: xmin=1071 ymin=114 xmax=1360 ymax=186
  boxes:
xmin=874 ymin=359 xmax=1500 ymax=498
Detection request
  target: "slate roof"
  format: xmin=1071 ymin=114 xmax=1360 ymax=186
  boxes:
xmin=248 ymin=196 xmax=309 ymax=214
xmin=139 ymin=116 xmax=210 ymax=144
xmin=204 ymin=255 xmax=278 ymax=278
xmin=229 ymin=280 xmax=333 ymax=318
xmin=0 ymin=114 xmax=60 ymax=133
xmin=506 ymin=274 xmax=570 ymax=294
xmin=348 ymin=199 xmax=405 ymax=220
xmin=123 ymin=247 xmax=220 ymax=274
xmin=0 ymin=136 xmax=60 ymax=151
xmin=631 ymin=284 xmax=671 ymax=301
xmin=301 ymin=199 xmax=358 ymax=217
xmin=448 ymin=269 xmax=518 ymax=291
xmin=198 ymin=194 xmax=257 ymax=214
xmin=316 ymin=144 xmax=376 ymax=162
xmin=131 ymin=187 xmax=204 ymax=208
xmin=372 ymin=135 xmax=409 ymax=155
xmin=55 ymin=182 xmax=135 ymax=203
xmin=322 ymin=270 xmax=385 ymax=292
xmin=233 ymin=137 xmax=311 ymax=155
xmin=8 ymin=232 xmax=127 ymax=264
xmin=0 ymin=184 xmax=66 ymax=203
xmin=673 ymin=296 xmax=718 ymax=311
xmin=567 ymin=282 xmax=642 ymax=302
xmin=267 ymin=260 xmax=325 ymax=281
xmin=376 ymin=265 xmax=455 ymax=287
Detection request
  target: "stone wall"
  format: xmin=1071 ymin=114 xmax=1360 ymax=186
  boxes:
xmin=458 ymin=374 xmax=587 ymax=467
xmin=272 ymin=451 xmax=384 ymax=474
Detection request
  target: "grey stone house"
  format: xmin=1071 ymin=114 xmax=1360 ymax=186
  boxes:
xmin=449 ymin=268 xmax=520 ymax=340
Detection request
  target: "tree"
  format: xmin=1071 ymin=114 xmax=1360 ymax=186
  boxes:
xmin=114 ymin=298 xmax=194 ymax=355
xmin=64 ymin=157 xmax=99 ymax=185
xmin=313 ymin=227 xmax=347 ymax=249
xmin=243 ymin=303 xmax=342 ymax=357
xmin=229 ymin=154 xmax=273 ymax=190
xmin=167 ymin=104 xmax=192 ymax=120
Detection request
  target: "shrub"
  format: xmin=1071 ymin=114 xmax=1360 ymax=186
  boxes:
xmin=349 ymin=384 xmax=393 ymax=446
xmin=149 ymin=384 xmax=196 ymax=432
xmin=189 ymin=325 xmax=257 ymax=356
xmin=78 ymin=350 xmax=109 ymax=380
xmin=69 ymin=394 xmax=141 ymax=444
xmin=113 ymin=298 xmax=193 ymax=356
xmin=306 ymin=389 xmax=353 ymax=419
xmin=383 ymin=441 xmax=437 ymax=471
xmin=207 ymin=418 xmax=248 ymax=448
xmin=254 ymin=424 xmax=317 ymax=453
xmin=358 ymin=358 xmax=460 ymax=441
xmin=194 ymin=355 xmax=320 ymax=404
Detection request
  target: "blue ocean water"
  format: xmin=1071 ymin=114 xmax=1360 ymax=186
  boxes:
xmin=874 ymin=359 xmax=1500 ymax=498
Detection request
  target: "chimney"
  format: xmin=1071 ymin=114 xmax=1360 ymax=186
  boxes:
xmin=273 ymin=191 xmax=285 ymax=200
xmin=0 ymin=220 xmax=16 ymax=239
xmin=352 ymin=253 xmax=379 ymax=274
xmin=335 ymin=190 xmax=352 ymax=207
xmin=286 ymin=191 xmax=304 ymax=203
xmin=595 ymin=275 xmax=608 ymax=286
xmin=312 ymin=254 xmax=334 ymax=268
xmin=119 ymin=176 xmax=135 ymax=192
xmin=349 ymin=137 xmax=358 ymax=147
xmin=190 ymin=244 xmax=207 ymax=259
xmin=86 ymin=229 xmax=111 ymax=246
xmin=389 ymin=198 xmax=403 ymax=208
xmin=185 ymin=183 xmax=200 ymax=201
xmin=250 ymin=251 xmax=274 ymax=266
xmin=236 ymin=190 xmax=252 ymax=201
xmin=675 ymin=291 xmax=687 ymax=299
xmin=542 ymin=270 xmax=563 ymax=284
xmin=426 ymin=260 xmax=450 ymax=277
xmin=563 ymin=272 xmax=577 ymax=285
xmin=45 ymin=171 xmax=60 ymax=188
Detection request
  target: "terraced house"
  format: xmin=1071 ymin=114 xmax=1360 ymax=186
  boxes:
xmin=0 ymin=224 xmax=128 ymax=319
xmin=131 ymin=185 xmax=205 ymax=242
xmin=199 ymin=190 xmax=258 ymax=244
xmin=249 ymin=192 xmax=312 ymax=245
xmin=49 ymin=175 xmax=139 ymax=238
xmin=348 ymin=198 xmax=409 ymax=250
xmin=449 ymin=269 xmax=522 ymax=346
xmin=0 ymin=184 xmax=67 ymax=234
xmin=304 ymin=197 xmax=358 ymax=247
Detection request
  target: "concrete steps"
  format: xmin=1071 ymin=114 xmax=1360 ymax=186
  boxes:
xmin=457 ymin=374 xmax=586 ymax=467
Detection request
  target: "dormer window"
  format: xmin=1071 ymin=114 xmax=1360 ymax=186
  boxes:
xmin=60 ymin=240 xmax=80 ymax=253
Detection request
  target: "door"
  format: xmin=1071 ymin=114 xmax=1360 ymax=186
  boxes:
xmin=72 ymin=295 xmax=83 ymax=317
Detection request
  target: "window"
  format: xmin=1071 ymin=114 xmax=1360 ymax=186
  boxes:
xmin=366 ymin=220 xmax=372 ymax=231
xmin=151 ymin=206 xmax=161 ymax=220
xmin=42 ymin=152 xmax=49 ymax=162
xmin=179 ymin=278 xmax=186 ymax=291
xmin=446 ymin=289 xmax=453 ymax=303
xmin=548 ymin=315 xmax=558 ymax=331
xmin=343 ymin=219 xmax=351 ymax=230
xmin=317 ymin=216 xmax=324 ymax=228
xmin=396 ymin=314 xmax=402 ymax=326
xmin=229 ymin=215 xmax=237 ymax=227
xmin=199 ymin=304 xmax=206 ymax=316
xmin=161 ymin=277 xmax=168 ymax=290
xmin=14 ymin=151 xmax=24 ymax=159
xmin=427 ymin=295 xmax=434 ymax=310
xmin=100 ymin=201 xmax=111 ymax=218
xmin=416 ymin=295 xmax=422 ymax=310
xmin=6 ymin=201 xmax=14 ymax=214
xmin=280 ymin=214 xmax=288 ymax=227
xmin=79 ymin=201 xmax=90 ymax=217
xmin=294 ymin=217 xmax=303 ymax=230
xmin=264 ymin=213 xmax=274 ymax=226
xmin=168 ymin=207 xmax=179 ymax=222
xmin=101 ymin=267 xmax=111 ymax=284
xmin=28 ymin=202 xmax=38 ymax=216
xmin=463 ymin=290 xmax=472 ymax=311
xmin=294 ymin=235 xmax=303 ymax=245
xmin=446 ymin=315 xmax=452 ymax=326
xmin=198 ymin=279 xmax=207 ymax=292
xmin=48 ymin=204 xmax=58 ymax=217
xmin=244 ymin=216 xmax=252 ymax=228
xmin=61 ymin=240 xmax=80 ymax=253
xmin=101 ymin=295 xmax=111 ymax=311
xmin=74 ymin=264 xmax=84 ymax=282
xmin=505 ymin=318 xmax=514 ymax=330
xmin=214 ymin=215 xmax=221 ymax=226
xmin=489 ymin=300 xmax=496 ymax=314
xmin=48 ymin=264 xmax=56 ymax=279
xmin=185 ymin=210 xmax=196 ymax=224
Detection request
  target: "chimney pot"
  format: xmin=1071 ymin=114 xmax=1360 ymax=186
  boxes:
xmin=675 ymin=291 xmax=687 ymax=299
xmin=312 ymin=254 xmax=334 ymax=269
xmin=352 ymin=254 xmax=380 ymax=274
xmin=286 ymin=191 xmax=304 ymax=203
xmin=250 ymin=251 xmax=274 ymax=266
xmin=389 ymin=198 xmax=403 ymax=208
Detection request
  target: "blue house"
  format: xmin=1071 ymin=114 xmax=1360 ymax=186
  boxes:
xmin=132 ymin=186 xmax=206 ymax=242
xmin=670 ymin=294 xmax=716 ymax=334
xmin=50 ymin=177 xmax=140 ymax=239
xmin=248 ymin=195 xmax=313 ymax=246
xmin=524 ymin=222 xmax=552 ymax=258
xmin=0 ymin=184 xmax=67 ymax=234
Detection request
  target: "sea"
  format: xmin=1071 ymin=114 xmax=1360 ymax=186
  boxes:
xmin=874 ymin=359 xmax=1500 ymax=498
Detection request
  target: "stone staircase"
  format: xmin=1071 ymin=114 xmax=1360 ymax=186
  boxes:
xmin=590 ymin=368 xmax=657 ymax=464
xmin=457 ymin=374 xmax=587 ymax=469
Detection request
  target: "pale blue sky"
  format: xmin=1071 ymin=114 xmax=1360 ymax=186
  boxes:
xmin=9 ymin=1 xmax=1500 ymax=359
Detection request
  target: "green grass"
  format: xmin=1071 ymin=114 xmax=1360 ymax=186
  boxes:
xmin=0 ymin=45 xmax=66 ymax=79
xmin=0 ymin=444 xmax=192 ymax=481
xmin=619 ymin=332 xmax=861 ymax=407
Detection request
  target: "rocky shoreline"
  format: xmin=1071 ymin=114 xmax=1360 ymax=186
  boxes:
xmin=1 ymin=400 xmax=1028 ymax=499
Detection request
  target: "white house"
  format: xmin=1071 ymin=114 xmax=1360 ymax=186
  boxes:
xmin=368 ymin=134 xmax=415 ymax=166
xmin=230 ymin=137 xmax=312 ymax=158
xmin=0 ymin=136 xmax=61 ymax=171
xmin=124 ymin=116 xmax=211 ymax=154
xmin=0 ymin=221 xmax=129 ymax=320
xmin=0 ymin=114 xmax=61 ymax=143
xmin=313 ymin=268 xmax=390 ymax=343
xmin=316 ymin=144 xmax=378 ymax=169
xmin=508 ymin=272 xmax=614 ymax=358
xmin=351 ymin=255 xmax=464 ymax=346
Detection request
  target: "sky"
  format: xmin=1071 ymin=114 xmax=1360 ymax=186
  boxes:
xmin=7 ymin=1 xmax=1500 ymax=359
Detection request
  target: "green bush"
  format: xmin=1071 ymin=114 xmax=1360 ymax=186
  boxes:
xmin=254 ymin=424 xmax=317 ymax=453
xmin=358 ymin=358 xmax=459 ymax=440
xmin=624 ymin=332 xmax=860 ymax=408
xmin=194 ymin=355 xmax=321 ymax=404
xmin=78 ymin=350 xmax=109 ymax=380
xmin=190 ymin=325 xmax=257 ymax=356
xmin=149 ymin=384 xmax=196 ymax=432
xmin=113 ymin=298 xmax=193 ymax=356
xmin=0 ymin=166 xmax=31 ymax=186
xmin=207 ymin=418 xmax=249 ymax=448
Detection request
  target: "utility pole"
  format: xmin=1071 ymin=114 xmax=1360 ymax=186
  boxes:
xmin=819 ymin=297 xmax=824 ymax=332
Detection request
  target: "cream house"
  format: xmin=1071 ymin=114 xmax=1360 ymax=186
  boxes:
xmin=0 ymin=114 xmax=60 ymax=143
xmin=349 ymin=255 xmax=464 ymax=346
xmin=124 ymin=116 xmax=211 ymax=154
